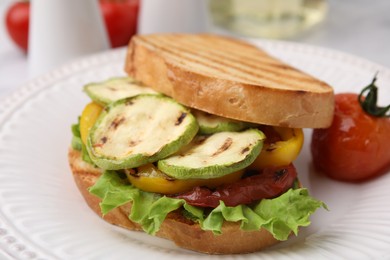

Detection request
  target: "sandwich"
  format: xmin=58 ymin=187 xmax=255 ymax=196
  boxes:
xmin=68 ymin=34 xmax=334 ymax=254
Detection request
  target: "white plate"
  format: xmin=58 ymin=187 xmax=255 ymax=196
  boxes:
xmin=1 ymin=40 xmax=390 ymax=260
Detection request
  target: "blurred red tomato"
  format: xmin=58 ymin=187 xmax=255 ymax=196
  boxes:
xmin=4 ymin=0 xmax=139 ymax=52
xmin=100 ymin=0 xmax=139 ymax=48
xmin=5 ymin=1 xmax=30 ymax=52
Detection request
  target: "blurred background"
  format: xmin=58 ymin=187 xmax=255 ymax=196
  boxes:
xmin=0 ymin=0 xmax=389 ymax=99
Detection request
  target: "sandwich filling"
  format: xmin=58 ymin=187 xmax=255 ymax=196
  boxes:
xmin=71 ymin=77 xmax=326 ymax=240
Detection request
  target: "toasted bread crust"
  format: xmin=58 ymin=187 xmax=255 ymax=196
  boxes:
xmin=68 ymin=148 xmax=280 ymax=254
xmin=124 ymin=34 xmax=334 ymax=128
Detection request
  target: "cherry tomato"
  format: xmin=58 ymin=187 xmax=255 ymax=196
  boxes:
xmin=5 ymin=1 xmax=30 ymax=52
xmin=311 ymin=79 xmax=390 ymax=182
xmin=99 ymin=0 xmax=139 ymax=48
xmin=4 ymin=0 xmax=139 ymax=52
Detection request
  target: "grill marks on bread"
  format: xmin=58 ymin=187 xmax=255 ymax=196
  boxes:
xmin=125 ymin=34 xmax=335 ymax=128
xmin=137 ymin=35 xmax=329 ymax=92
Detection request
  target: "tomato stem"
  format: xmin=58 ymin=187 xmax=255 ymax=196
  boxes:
xmin=358 ymin=74 xmax=390 ymax=117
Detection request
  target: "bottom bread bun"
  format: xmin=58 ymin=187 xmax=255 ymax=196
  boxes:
xmin=68 ymin=148 xmax=282 ymax=254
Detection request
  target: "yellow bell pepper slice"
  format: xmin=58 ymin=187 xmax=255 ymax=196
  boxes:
xmin=126 ymin=164 xmax=244 ymax=195
xmin=80 ymin=102 xmax=103 ymax=144
xmin=249 ymin=127 xmax=304 ymax=169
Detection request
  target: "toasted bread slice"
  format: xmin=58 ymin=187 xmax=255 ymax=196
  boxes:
xmin=124 ymin=34 xmax=334 ymax=128
xmin=68 ymin=148 xmax=280 ymax=254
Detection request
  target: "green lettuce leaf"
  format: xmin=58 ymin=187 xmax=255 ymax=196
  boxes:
xmin=89 ymin=171 xmax=327 ymax=240
xmin=81 ymin=143 xmax=95 ymax=165
xmin=71 ymin=135 xmax=83 ymax=151
xmin=89 ymin=171 xmax=184 ymax=235
xmin=253 ymin=188 xmax=327 ymax=240
xmin=71 ymin=121 xmax=81 ymax=138
xmin=71 ymin=123 xmax=83 ymax=151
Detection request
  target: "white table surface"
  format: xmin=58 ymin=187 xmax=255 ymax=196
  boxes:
xmin=1 ymin=0 xmax=390 ymax=101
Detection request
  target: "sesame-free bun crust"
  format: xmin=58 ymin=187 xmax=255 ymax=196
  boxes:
xmin=68 ymin=148 xmax=280 ymax=254
xmin=125 ymin=34 xmax=334 ymax=128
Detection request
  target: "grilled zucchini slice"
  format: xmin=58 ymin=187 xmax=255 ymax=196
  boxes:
xmin=84 ymin=77 xmax=157 ymax=105
xmin=87 ymin=94 xmax=199 ymax=170
xmin=193 ymin=109 xmax=250 ymax=134
xmin=158 ymin=129 xmax=265 ymax=179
